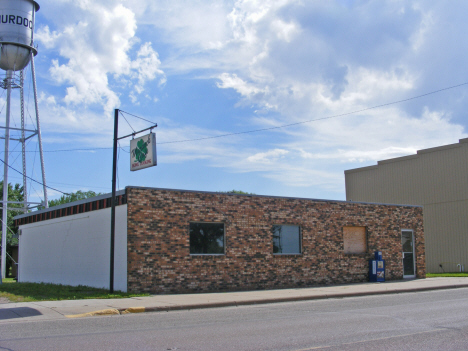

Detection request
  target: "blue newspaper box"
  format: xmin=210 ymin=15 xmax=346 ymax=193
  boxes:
xmin=369 ymin=251 xmax=385 ymax=282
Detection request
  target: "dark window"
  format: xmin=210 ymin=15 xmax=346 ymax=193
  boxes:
xmin=273 ymin=225 xmax=301 ymax=254
xmin=190 ymin=222 xmax=225 ymax=255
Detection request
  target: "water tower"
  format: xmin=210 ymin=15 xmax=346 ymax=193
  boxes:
xmin=0 ymin=0 xmax=47 ymax=279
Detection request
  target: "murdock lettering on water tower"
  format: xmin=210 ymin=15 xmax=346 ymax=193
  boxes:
xmin=0 ymin=14 xmax=34 ymax=28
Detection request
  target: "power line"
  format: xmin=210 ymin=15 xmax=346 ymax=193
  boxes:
xmin=0 ymin=147 xmax=113 ymax=153
xmin=1 ymin=146 xmax=126 ymax=153
xmin=159 ymin=81 xmax=468 ymax=144
xmin=5 ymin=173 xmax=112 ymax=191
xmin=3 ymin=81 xmax=468 ymax=152
xmin=0 ymin=158 xmax=70 ymax=196
xmin=43 ymin=147 xmax=112 ymax=152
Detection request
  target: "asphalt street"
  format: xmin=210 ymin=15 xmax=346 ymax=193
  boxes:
xmin=1 ymin=287 xmax=468 ymax=350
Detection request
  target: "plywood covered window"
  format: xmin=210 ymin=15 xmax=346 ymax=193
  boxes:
xmin=343 ymin=226 xmax=367 ymax=254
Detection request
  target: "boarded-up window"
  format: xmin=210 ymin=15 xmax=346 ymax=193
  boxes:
xmin=343 ymin=226 xmax=367 ymax=254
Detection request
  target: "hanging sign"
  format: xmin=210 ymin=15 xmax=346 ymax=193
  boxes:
xmin=130 ymin=133 xmax=157 ymax=171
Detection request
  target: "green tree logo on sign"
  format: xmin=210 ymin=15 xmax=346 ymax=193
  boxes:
xmin=132 ymin=136 xmax=151 ymax=163
xmin=134 ymin=138 xmax=148 ymax=163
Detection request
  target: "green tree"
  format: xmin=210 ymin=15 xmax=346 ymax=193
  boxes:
xmin=48 ymin=190 xmax=102 ymax=207
xmin=221 ymin=190 xmax=256 ymax=195
xmin=0 ymin=181 xmax=24 ymax=277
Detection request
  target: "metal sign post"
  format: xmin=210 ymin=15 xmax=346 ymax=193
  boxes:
xmin=109 ymin=109 xmax=157 ymax=293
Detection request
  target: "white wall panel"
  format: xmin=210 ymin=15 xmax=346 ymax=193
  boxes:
xmin=18 ymin=205 xmax=127 ymax=291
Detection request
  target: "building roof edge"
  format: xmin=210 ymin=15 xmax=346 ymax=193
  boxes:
xmin=126 ymin=186 xmax=422 ymax=208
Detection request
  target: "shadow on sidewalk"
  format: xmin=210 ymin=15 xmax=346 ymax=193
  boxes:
xmin=0 ymin=307 xmax=42 ymax=320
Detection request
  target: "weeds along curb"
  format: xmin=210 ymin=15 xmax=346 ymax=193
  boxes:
xmin=120 ymin=307 xmax=145 ymax=314
xmin=66 ymin=307 xmax=146 ymax=318
xmin=66 ymin=309 xmax=120 ymax=318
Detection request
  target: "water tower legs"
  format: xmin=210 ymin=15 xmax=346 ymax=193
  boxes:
xmin=30 ymin=54 xmax=48 ymax=207
xmin=1 ymin=70 xmax=12 ymax=280
xmin=0 ymin=60 xmax=48 ymax=280
xmin=20 ymin=71 xmax=28 ymax=210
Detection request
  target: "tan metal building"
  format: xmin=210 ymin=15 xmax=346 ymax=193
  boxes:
xmin=345 ymin=138 xmax=468 ymax=273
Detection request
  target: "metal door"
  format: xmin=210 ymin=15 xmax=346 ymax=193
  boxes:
xmin=401 ymin=230 xmax=415 ymax=278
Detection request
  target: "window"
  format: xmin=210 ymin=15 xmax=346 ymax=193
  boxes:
xmin=190 ymin=222 xmax=225 ymax=255
xmin=273 ymin=225 xmax=301 ymax=254
xmin=343 ymin=226 xmax=367 ymax=254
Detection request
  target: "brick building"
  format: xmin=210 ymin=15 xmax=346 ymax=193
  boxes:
xmin=15 ymin=186 xmax=425 ymax=293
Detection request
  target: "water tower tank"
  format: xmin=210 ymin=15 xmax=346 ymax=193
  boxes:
xmin=0 ymin=0 xmax=39 ymax=71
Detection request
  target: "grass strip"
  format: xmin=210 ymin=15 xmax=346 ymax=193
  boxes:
xmin=0 ymin=280 xmax=149 ymax=302
xmin=426 ymin=273 xmax=468 ymax=278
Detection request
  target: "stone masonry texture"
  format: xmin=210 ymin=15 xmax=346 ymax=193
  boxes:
xmin=126 ymin=187 xmax=425 ymax=294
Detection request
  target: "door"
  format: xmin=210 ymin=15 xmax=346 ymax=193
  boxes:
xmin=401 ymin=230 xmax=415 ymax=278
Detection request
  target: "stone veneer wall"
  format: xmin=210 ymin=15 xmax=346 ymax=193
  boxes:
xmin=126 ymin=187 xmax=424 ymax=294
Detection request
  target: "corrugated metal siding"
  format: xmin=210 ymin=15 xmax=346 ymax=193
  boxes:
xmin=345 ymin=138 xmax=468 ymax=273
xmin=423 ymin=201 xmax=468 ymax=273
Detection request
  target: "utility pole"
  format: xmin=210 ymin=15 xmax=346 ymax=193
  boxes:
xmin=109 ymin=109 xmax=157 ymax=292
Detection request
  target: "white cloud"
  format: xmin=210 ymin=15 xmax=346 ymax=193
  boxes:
xmin=130 ymin=42 xmax=165 ymax=94
xmin=36 ymin=1 xmax=165 ymax=115
xmin=247 ymin=149 xmax=289 ymax=164
xmin=35 ymin=26 xmax=60 ymax=49
xmin=217 ymin=73 xmax=264 ymax=98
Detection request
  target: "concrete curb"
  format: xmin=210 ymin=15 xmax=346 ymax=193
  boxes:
xmin=64 ymin=283 xmax=468 ymax=318
xmin=141 ymin=283 xmax=468 ymax=312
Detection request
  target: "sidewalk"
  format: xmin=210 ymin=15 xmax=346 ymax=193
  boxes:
xmin=1 ymin=277 xmax=467 ymax=323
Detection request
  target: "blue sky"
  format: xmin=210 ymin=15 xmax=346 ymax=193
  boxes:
xmin=2 ymin=0 xmax=468 ymax=205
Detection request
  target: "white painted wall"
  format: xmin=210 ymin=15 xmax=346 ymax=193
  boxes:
xmin=18 ymin=205 xmax=127 ymax=292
